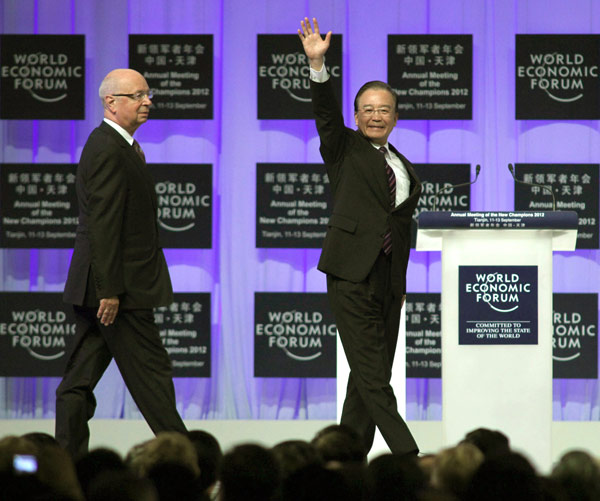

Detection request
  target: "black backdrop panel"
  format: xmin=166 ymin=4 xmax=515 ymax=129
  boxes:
xmin=129 ymin=34 xmax=213 ymax=119
xmin=0 ymin=163 xmax=78 ymax=248
xmin=257 ymin=34 xmax=342 ymax=119
xmin=0 ymin=35 xmax=85 ymax=119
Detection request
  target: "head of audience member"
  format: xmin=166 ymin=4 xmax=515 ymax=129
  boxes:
xmin=0 ymin=435 xmax=37 ymax=473
xmin=538 ymin=476 xmax=570 ymax=501
xmin=417 ymin=490 xmax=460 ymax=501
xmin=22 ymin=432 xmax=60 ymax=449
xmin=311 ymin=424 xmax=366 ymax=465
xmin=417 ymin=453 xmax=437 ymax=484
xmin=0 ymin=435 xmax=84 ymax=500
xmin=126 ymin=431 xmax=200 ymax=479
xmin=364 ymin=453 xmax=427 ymax=501
xmin=271 ymin=439 xmax=323 ymax=480
xmin=187 ymin=429 xmax=223 ymax=494
xmin=464 ymin=451 xmax=543 ymax=501
xmin=0 ymin=435 xmax=46 ymax=500
xmin=337 ymin=461 xmax=369 ymax=501
xmin=461 ymin=427 xmax=510 ymax=459
xmin=430 ymin=443 xmax=484 ymax=498
xmin=147 ymin=461 xmax=206 ymax=501
xmin=76 ymin=447 xmax=126 ymax=498
xmin=282 ymin=462 xmax=356 ymax=501
xmin=88 ymin=469 xmax=159 ymax=501
xmin=550 ymin=450 xmax=600 ymax=501
xmin=219 ymin=443 xmax=281 ymax=501
xmin=35 ymin=443 xmax=85 ymax=500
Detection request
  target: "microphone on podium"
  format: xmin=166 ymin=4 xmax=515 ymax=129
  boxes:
xmin=507 ymin=164 xmax=556 ymax=211
xmin=432 ymin=164 xmax=481 ymax=212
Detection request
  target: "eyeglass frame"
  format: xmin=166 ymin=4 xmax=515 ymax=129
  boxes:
xmin=358 ymin=106 xmax=393 ymax=117
xmin=111 ymin=91 xmax=153 ymax=101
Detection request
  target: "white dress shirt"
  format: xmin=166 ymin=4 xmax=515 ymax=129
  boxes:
xmin=103 ymin=117 xmax=134 ymax=146
xmin=374 ymin=143 xmax=411 ymax=207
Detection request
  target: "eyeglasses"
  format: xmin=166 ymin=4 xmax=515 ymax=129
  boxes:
xmin=359 ymin=107 xmax=392 ymax=117
xmin=112 ymin=91 xmax=153 ymax=101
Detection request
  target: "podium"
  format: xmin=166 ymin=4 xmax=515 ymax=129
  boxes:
xmin=416 ymin=211 xmax=578 ymax=471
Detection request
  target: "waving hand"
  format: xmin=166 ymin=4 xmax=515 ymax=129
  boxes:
xmin=298 ymin=17 xmax=332 ymax=70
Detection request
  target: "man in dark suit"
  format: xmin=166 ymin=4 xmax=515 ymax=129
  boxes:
xmin=299 ymin=18 xmax=421 ymax=456
xmin=56 ymin=68 xmax=187 ymax=459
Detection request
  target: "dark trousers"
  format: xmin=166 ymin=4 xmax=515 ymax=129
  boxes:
xmin=327 ymin=251 xmax=418 ymax=456
xmin=55 ymin=305 xmax=187 ymax=460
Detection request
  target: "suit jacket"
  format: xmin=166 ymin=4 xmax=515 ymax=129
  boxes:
xmin=64 ymin=121 xmax=173 ymax=309
xmin=311 ymin=79 xmax=422 ymax=295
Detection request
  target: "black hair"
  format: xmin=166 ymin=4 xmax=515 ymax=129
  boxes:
xmin=353 ymin=81 xmax=398 ymax=112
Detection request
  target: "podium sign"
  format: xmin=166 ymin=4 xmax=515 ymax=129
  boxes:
xmin=459 ymin=265 xmax=538 ymax=345
xmin=417 ymin=211 xmax=577 ymax=472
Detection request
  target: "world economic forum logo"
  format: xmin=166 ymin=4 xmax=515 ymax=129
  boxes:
xmin=464 ymin=271 xmax=533 ymax=313
xmin=256 ymin=309 xmax=336 ymax=362
xmin=156 ymin=180 xmax=210 ymax=232
xmin=3 ymin=309 xmax=74 ymax=360
xmin=1 ymin=35 xmax=85 ymax=119
xmin=516 ymin=35 xmax=600 ymax=120
xmin=258 ymin=51 xmax=341 ymax=103
xmin=254 ymin=293 xmax=336 ymax=378
xmin=517 ymin=52 xmax=597 ymax=104
xmin=552 ymin=294 xmax=598 ymax=380
xmin=459 ymin=266 xmax=538 ymax=345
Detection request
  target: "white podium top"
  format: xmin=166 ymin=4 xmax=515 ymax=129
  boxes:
xmin=416 ymin=211 xmax=578 ymax=251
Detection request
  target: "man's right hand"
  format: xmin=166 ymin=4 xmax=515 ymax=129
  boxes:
xmin=97 ymin=296 xmax=119 ymax=326
xmin=297 ymin=17 xmax=332 ymax=71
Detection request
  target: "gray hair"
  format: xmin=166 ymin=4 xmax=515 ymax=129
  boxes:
xmin=98 ymin=71 xmax=123 ymax=108
xmin=99 ymin=76 xmax=118 ymax=98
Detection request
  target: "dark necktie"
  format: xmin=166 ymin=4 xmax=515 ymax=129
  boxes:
xmin=133 ymin=139 xmax=146 ymax=163
xmin=379 ymin=146 xmax=396 ymax=255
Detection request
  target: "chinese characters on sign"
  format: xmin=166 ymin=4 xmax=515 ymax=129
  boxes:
xmin=388 ymin=35 xmax=472 ymax=119
xmin=0 ymin=164 xmax=78 ymax=248
xmin=406 ymin=293 xmax=441 ymax=378
xmin=130 ymin=35 xmax=213 ymax=119
xmin=256 ymin=164 xmax=330 ymax=248
xmin=154 ymin=293 xmax=211 ymax=377
xmin=514 ymin=164 xmax=598 ymax=249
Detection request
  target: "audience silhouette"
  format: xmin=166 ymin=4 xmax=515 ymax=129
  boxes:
xmin=1 ymin=426 xmax=599 ymax=500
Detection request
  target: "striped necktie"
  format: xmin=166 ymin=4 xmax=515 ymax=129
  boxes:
xmin=133 ymin=139 xmax=146 ymax=163
xmin=379 ymin=146 xmax=395 ymax=255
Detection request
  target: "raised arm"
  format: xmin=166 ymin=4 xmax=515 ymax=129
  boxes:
xmin=297 ymin=17 xmax=332 ymax=71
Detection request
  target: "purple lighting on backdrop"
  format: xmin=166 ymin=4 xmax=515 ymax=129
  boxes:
xmin=1 ymin=0 xmax=600 ymax=423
